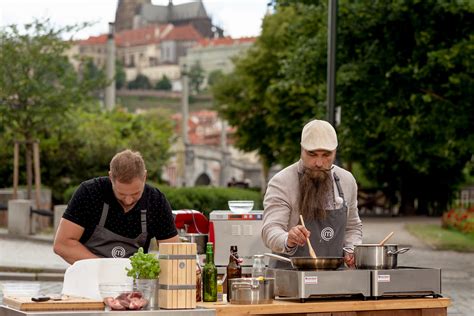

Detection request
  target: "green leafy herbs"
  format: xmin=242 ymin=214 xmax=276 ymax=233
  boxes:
xmin=126 ymin=247 xmax=160 ymax=279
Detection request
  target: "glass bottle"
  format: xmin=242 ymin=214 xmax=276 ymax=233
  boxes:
xmin=226 ymin=245 xmax=242 ymax=302
xmin=251 ymin=254 xmax=265 ymax=278
xmin=202 ymin=242 xmax=217 ymax=302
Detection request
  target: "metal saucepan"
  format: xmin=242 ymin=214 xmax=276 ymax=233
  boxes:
xmin=180 ymin=233 xmax=208 ymax=254
xmin=343 ymin=244 xmax=410 ymax=269
xmin=264 ymin=253 xmax=344 ymax=270
xmin=229 ymin=277 xmax=275 ymax=305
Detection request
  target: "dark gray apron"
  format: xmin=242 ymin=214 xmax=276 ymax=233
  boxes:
xmin=84 ymin=203 xmax=148 ymax=258
xmin=270 ymin=173 xmax=347 ymax=269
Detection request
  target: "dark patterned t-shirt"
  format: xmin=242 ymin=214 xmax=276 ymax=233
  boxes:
xmin=63 ymin=177 xmax=177 ymax=251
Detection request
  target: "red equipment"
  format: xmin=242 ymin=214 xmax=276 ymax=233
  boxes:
xmin=172 ymin=210 xmax=209 ymax=234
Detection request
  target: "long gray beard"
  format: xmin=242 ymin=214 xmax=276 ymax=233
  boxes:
xmin=299 ymin=168 xmax=333 ymax=222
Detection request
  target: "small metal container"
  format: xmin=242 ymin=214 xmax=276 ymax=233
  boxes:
xmin=182 ymin=233 xmax=208 ymax=254
xmin=344 ymin=244 xmax=410 ymax=269
xmin=229 ymin=278 xmax=274 ymax=304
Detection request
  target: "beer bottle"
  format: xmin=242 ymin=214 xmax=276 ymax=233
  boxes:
xmin=226 ymin=245 xmax=242 ymax=302
xmin=202 ymin=242 xmax=217 ymax=302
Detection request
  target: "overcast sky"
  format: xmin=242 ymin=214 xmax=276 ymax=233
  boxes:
xmin=0 ymin=0 xmax=270 ymax=39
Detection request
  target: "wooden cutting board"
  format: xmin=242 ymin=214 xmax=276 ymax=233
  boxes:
xmin=3 ymin=295 xmax=104 ymax=311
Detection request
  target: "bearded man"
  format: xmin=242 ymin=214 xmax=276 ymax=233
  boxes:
xmin=262 ymin=119 xmax=362 ymax=268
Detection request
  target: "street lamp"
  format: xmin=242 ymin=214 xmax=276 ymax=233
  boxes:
xmin=181 ymin=63 xmax=192 ymax=186
xmin=181 ymin=63 xmax=189 ymax=146
xmin=326 ymin=0 xmax=337 ymax=127
xmin=105 ymin=22 xmax=116 ymax=111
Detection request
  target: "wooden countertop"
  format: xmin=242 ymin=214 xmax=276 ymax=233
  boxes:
xmin=198 ymin=297 xmax=451 ymax=316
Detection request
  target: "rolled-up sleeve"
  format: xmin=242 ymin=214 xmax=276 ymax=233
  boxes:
xmin=262 ymin=165 xmax=300 ymax=255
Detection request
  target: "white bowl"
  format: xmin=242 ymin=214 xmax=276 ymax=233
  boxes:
xmin=228 ymin=200 xmax=254 ymax=214
xmin=2 ymin=282 xmax=40 ymax=297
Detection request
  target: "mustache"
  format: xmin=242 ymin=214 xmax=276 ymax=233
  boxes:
xmin=307 ymin=166 xmax=333 ymax=172
xmin=302 ymin=167 xmax=332 ymax=180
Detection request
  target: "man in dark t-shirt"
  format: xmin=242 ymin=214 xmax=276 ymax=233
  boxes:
xmin=53 ymin=149 xmax=179 ymax=264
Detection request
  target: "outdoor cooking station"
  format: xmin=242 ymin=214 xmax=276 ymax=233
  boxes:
xmin=0 ymin=210 xmax=451 ymax=315
xmin=269 ymin=266 xmax=442 ymax=301
xmin=0 ymin=263 xmax=450 ymax=316
xmin=198 ymin=297 xmax=450 ymax=316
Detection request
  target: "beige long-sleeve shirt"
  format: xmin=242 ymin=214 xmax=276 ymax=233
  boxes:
xmin=262 ymin=160 xmax=362 ymax=254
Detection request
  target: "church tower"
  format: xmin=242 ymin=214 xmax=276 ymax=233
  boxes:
xmin=115 ymin=0 xmax=151 ymax=32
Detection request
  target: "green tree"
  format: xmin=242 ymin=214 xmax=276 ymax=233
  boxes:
xmin=213 ymin=1 xmax=474 ymax=215
xmin=332 ymin=1 xmax=474 ymax=215
xmin=128 ymin=74 xmax=151 ymax=90
xmin=212 ymin=5 xmax=322 ymax=181
xmin=207 ymin=70 xmax=224 ymax=87
xmin=188 ymin=61 xmax=205 ymax=94
xmin=37 ymin=105 xmax=174 ymax=203
xmin=0 ymin=20 xmax=107 ymax=195
xmin=155 ymin=75 xmax=172 ymax=90
xmin=115 ymin=60 xmax=126 ymax=90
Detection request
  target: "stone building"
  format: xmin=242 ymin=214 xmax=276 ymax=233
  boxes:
xmin=115 ymin=0 xmax=223 ymax=38
xmin=181 ymin=36 xmax=256 ymax=87
xmin=69 ymin=23 xmax=202 ymax=82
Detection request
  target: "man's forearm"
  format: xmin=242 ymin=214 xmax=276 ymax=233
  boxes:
xmin=54 ymin=240 xmax=99 ymax=264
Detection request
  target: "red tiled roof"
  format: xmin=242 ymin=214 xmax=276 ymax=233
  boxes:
xmin=172 ymin=111 xmax=234 ymax=146
xmin=162 ymin=24 xmax=202 ymax=42
xmin=195 ymin=36 xmax=256 ymax=48
xmin=116 ymin=24 xmax=168 ymax=47
xmin=76 ymin=24 xmax=173 ymax=47
xmin=76 ymin=34 xmax=108 ymax=45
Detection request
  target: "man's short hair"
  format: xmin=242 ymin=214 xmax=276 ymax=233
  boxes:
xmin=109 ymin=149 xmax=146 ymax=183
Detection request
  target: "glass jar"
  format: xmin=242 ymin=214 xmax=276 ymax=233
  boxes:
xmin=251 ymin=254 xmax=266 ymax=278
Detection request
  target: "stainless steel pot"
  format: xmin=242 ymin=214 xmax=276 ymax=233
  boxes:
xmin=229 ymin=278 xmax=274 ymax=304
xmin=181 ymin=233 xmax=208 ymax=254
xmin=344 ymin=244 xmax=409 ymax=269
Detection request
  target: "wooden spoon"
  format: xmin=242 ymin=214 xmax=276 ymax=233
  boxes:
xmin=299 ymin=215 xmax=317 ymax=258
xmin=378 ymin=231 xmax=394 ymax=246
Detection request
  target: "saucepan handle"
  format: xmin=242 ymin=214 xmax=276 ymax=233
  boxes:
xmin=342 ymin=247 xmax=354 ymax=254
xmin=232 ymin=283 xmax=253 ymax=290
xmin=387 ymin=247 xmax=410 ymax=255
xmin=264 ymin=253 xmax=292 ymax=263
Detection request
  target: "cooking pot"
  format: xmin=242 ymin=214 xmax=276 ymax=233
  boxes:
xmin=181 ymin=233 xmax=208 ymax=254
xmin=229 ymin=277 xmax=274 ymax=304
xmin=264 ymin=253 xmax=344 ymax=270
xmin=343 ymin=244 xmax=409 ymax=269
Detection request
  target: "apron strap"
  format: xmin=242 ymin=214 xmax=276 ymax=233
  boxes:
xmin=98 ymin=203 xmax=109 ymax=227
xmin=333 ymin=173 xmax=345 ymax=199
xmin=140 ymin=209 xmax=147 ymax=233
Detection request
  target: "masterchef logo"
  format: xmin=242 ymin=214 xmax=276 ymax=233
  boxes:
xmin=320 ymin=227 xmax=334 ymax=241
xmin=111 ymin=246 xmax=126 ymax=258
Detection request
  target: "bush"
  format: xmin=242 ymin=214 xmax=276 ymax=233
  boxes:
xmin=63 ymin=185 xmax=79 ymax=204
xmin=154 ymin=75 xmax=172 ymax=91
xmin=157 ymin=185 xmax=262 ymax=219
xmin=128 ymin=74 xmax=151 ymax=90
xmin=61 ymin=183 xmax=263 ymax=220
xmin=442 ymin=205 xmax=474 ymax=235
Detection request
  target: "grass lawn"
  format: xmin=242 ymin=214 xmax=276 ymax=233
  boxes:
xmin=406 ymin=223 xmax=474 ymax=252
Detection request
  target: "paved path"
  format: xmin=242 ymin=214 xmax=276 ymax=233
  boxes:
xmin=1 ymin=216 xmax=473 ymax=315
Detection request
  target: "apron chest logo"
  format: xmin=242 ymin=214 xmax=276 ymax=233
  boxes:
xmin=111 ymin=246 xmax=126 ymax=258
xmin=320 ymin=227 xmax=334 ymax=241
